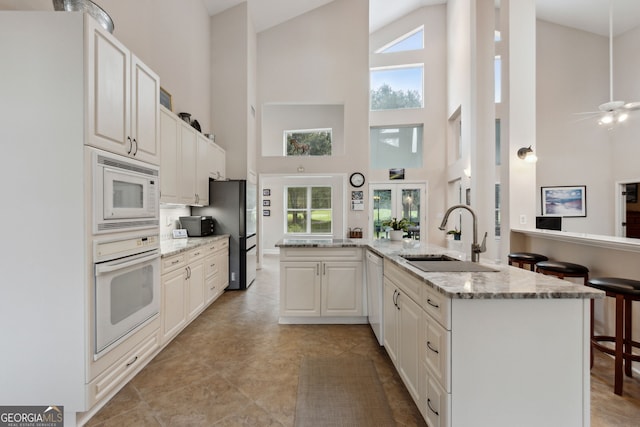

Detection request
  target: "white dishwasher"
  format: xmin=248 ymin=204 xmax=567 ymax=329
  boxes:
xmin=365 ymin=250 xmax=384 ymax=345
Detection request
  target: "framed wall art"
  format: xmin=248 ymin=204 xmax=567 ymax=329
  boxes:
xmin=541 ymin=186 xmax=586 ymax=217
xmin=263 ymin=189 xmax=271 ymax=197
xmin=263 ymin=200 xmax=271 ymax=207
xmin=263 ymin=209 xmax=270 ymax=216
xmin=160 ymin=87 xmax=173 ymax=111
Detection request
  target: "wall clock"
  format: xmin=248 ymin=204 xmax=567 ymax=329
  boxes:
xmin=349 ymin=172 xmax=365 ymax=188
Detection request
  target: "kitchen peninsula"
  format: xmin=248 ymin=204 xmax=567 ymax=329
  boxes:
xmin=276 ymin=238 xmax=603 ymax=427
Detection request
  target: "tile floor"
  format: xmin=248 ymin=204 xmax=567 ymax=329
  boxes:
xmin=87 ymin=255 xmax=640 ymax=427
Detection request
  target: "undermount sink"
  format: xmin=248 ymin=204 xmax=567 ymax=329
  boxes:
xmin=401 ymin=254 xmax=498 ymax=273
xmin=401 ymin=254 xmax=459 ymax=262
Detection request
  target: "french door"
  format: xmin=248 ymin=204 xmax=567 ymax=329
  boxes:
xmin=369 ymin=182 xmax=427 ymax=240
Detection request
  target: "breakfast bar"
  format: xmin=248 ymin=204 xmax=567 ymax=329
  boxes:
xmin=277 ymin=238 xmax=603 ymax=427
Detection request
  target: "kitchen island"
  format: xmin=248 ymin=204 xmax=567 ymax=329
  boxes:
xmin=276 ymin=238 xmax=603 ymax=427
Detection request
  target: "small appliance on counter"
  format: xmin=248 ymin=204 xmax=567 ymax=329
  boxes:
xmin=179 ymin=216 xmax=215 ymax=237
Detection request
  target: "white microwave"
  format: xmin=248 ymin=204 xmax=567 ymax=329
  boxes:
xmin=92 ymin=148 xmax=159 ymax=234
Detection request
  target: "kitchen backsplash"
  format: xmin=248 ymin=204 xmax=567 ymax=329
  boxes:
xmin=160 ymin=205 xmax=191 ymax=240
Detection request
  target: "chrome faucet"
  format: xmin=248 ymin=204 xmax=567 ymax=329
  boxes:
xmin=438 ymin=204 xmax=487 ymax=262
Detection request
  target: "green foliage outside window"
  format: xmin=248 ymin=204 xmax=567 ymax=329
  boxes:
xmin=285 ymin=130 xmax=332 ymax=156
xmin=287 ymin=186 xmax=332 ymax=234
xmin=370 ymin=83 xmax=422 ymax=110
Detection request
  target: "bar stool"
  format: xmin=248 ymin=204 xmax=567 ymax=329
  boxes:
xmin=535 ymin=260 xmax=590 ymax=285
xmin=508 ymin=252 xmax=548 ymax=271
xmin=586 ymin=277 xmax=640 ymax=396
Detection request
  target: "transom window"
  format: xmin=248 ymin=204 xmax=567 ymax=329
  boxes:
xmin=286 ymin=186 xmax=332 ymax=234
xmin=375 ymin=26 xmax=424 ymax=53
xmin=370 ymin=65 xmax=424 ymax=111
xmin=370 ymin=125 xmax=423 ymax=169
xmin=284 ymin=128 xmax=332 ymax=156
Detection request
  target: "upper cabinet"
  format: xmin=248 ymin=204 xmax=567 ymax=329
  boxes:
xmin=85 ymin=18 xmax=160 ymax=165
xmin=160 ymin=106 xmax=226 ymax=206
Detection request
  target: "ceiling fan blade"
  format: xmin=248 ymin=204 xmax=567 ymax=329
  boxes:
xmin=624 ymin=101 xmax=640 ymax=110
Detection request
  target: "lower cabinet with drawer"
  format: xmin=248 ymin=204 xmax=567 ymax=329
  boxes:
xmin=384 ymin=259 xmax=590 ymax=427
xmin=160 ymin=237 xmax=229 ymax=344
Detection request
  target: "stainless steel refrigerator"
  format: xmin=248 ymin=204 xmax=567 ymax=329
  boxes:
xmin=193 ymin=179 xmax=257 ymax=290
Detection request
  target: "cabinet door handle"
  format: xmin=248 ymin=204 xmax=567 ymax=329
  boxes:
xmin=427 ymin=398 xmax=439 ymax=416
xmin=126 ymin=136 xmax=133 ymax=154
xmin=323 ymin=263 xmax=326 ymax=275
xmin=132 ymin=138 xmax=138 ymax=155
xmin=427 ymin=341 xmax=439 ymax=354
xmin=126 ymin=356 xmax=138 ymax=367
xmin=316 ymin=263 xmax=320 ymax=276
xmin=186 ymin=266 xmax=191 ymax=279
xmin=427 ymin=298 xmax=440 ymax=309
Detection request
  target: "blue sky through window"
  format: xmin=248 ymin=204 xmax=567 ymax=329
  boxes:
xmin=370 ymin=66 xmax=423 ymax=95
xmin=379 ymin=28 xmax=424 ymax=53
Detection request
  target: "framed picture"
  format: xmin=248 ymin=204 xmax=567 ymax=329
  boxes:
xmin=263 ymin=200 xmax=271 ymax=207
xmin=351 ymin=191 xmax=363 ymax=200
xmin=263 ymin=189 xmax=271 ymax=197
xmin=541 ymin=186 xmax=587 ymax=217
xmin=160 ymin=87 xmax=173 ymax=111
xmin=389 ymin=168 xmax=405 ymax=180
xmin=263 ymin=209 xmax=270 ymax=216
xmin=626 ymin=183 xmax=638 ymax=203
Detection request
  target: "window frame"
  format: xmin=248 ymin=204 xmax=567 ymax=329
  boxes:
xmin=284 ymin=185 xmax=333 ymax=235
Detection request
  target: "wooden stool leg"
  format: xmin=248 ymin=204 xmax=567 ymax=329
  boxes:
xmin=624 ymin=297 xmax=633 ymax=377
xmin=614 ymin=294 xmax=624 ymax=395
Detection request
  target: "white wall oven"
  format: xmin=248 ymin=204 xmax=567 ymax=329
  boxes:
xmin=93 ymin=234 xmax=160 ymax=358
xmin=91 ymin=147 xmax=159 ymax=234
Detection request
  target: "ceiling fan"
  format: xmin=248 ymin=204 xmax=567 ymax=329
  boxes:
xmin=594 ymin=0 xmax=640 ymax=127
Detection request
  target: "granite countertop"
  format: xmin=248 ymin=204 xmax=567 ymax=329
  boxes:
xmin=276 ymin=238 xmax=604 ymax=300
xmin=161 ymin=234 xmax=230 ymax=257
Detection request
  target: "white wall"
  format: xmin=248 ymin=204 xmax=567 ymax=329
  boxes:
xmin=256 ymin=0 xmax=369 ymax=237
xmin=536 ymin=20 xmax=612 ymax=235
xmin=210 ymin=3 xmax=250 ymax=180
xmin=0 ymin=0 xmax=212 ymax=133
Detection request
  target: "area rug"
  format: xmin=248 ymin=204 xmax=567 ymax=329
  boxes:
xmin=294 ymin=356 xmax=396 ymax=427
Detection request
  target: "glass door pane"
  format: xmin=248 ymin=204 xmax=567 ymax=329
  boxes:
xmin=373 ymin=189 xmax=392 ymax=239
xmin=370 ymin=183 xmax=426 ymax=240
xmin=401 ymin=188 xmax=421 ymax=239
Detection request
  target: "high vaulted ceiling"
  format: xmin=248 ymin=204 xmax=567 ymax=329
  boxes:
xmin=202 ymin=0 xmax=640 ymax=36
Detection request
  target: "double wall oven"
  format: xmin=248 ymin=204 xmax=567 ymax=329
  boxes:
xmin=89 ymin=147 xmax=161 ymax=359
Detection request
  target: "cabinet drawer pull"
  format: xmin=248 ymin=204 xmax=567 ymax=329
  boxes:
xmin=427 ymin=398 xmax=439 ymax=416
xmin=427 ymin=298 xmax=440 ymax=308
xmin=193 ymin=251 xmax=201 ymax=256
xmin=171 ymin=259 xmax=181 ymax=265
xmin=126 ymin=356 xmax=138 ymax=367
xmin=210 ymin=263 xmax=215 ymax=268
xmin=427 ymin=341 xmax=439 ymax=354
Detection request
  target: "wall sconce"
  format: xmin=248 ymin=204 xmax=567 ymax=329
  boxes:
xmin=517 ymin=146 xmax=538 ymax=163
xmin=297 ymin=165 xmax=305 ymax=173
xmin=463 ymin=167 xmax=471 ymax=178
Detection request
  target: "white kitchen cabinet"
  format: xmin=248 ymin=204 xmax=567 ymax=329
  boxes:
xmin=280 ymin=262 xmax=322 ymax=316
xmin=186 ymin=248 xmax=206 ymax=319
xmin=209 ymin=141 xmax=226 ymax=180
xmin=196 ymin=133 xmax=211 ymax=206
xmin=159 ymin=106 xmax=221 ymax=205
xmin=86 ymin=18 xmax=159 ymax=165
xmin=383 ymin=274 xmax=422 ymax=405
xmin=322 ymin=261 xmax=363 ymax=316
xmin=179 ymin=124 xmax=198 ymax=205
xmin=159 ymin=107 xmax=180 ymax=203
xmin=161 ymin=238 xmax=228 ymax=344
xmin=205 ymin=238 xmax=230 ymax=304
xmin=279 ymin=247 xmax=364 ymax=322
